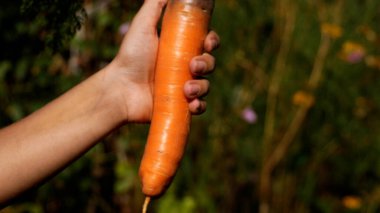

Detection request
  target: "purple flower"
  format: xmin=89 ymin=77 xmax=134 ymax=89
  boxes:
xmin=340 ymin=41 xmax=366 ymax=64
xmin=119 ymin=22 xmax=130 ymax=35
xmin=241 ymin=107 xmax=258 ymax=124
xmin=347 ymin=51 xmax=365 ymax=64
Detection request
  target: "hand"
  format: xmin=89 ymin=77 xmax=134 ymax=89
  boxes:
xmin=104 ymin=0 xmax=220 ymax=123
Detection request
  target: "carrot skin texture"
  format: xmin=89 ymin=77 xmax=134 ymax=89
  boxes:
xmin=139 ymin=1 xmax=211 ymax=197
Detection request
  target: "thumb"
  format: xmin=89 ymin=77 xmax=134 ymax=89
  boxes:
xmin=129 ymin=0 xmax=167 ymax=33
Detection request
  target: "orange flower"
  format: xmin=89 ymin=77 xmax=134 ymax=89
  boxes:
xmin=365 ymin=55 xmax=380 ymax=69
xmin=342 ymin=196 xmax=362 ymax=209
xmin=292 ymin=91 xmax=315 ymax=107
xmin=321 ymin=23 xmax=343 ymax=39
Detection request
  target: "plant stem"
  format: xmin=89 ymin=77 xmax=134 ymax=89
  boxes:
xmin=259 ymin=0 xmax=344 ymax=211
xmin=259 ymin=1 xmax=296 ymax=212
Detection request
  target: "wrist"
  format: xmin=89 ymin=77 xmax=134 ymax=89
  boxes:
xmin=101 ymin=62 xmax=153 ymax=123
xmin=91 ymin=67 xmax=129 ymax=124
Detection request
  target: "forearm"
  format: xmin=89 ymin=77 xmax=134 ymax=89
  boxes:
xmin=0 ymin=69 xmax=125 ymax=203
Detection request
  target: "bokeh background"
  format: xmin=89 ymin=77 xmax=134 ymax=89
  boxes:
xmin=1 ymin=0 xmax=380 ymax=212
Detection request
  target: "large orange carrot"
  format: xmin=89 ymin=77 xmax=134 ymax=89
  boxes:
xmin=139 ymin=0 xmax=214 ymax=198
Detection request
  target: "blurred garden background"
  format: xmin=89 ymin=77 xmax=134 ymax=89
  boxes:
xmin=1 ymin=0 xmax=380 ymax=212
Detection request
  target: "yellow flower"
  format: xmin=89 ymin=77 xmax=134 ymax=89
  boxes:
xmin=321 ymin=23 xmax=343 ymax=39
xmin=365 ymin=55 xmax=380 ymax=69
xmin=342 ymin=196 xmax=362 ymax=209
xmin=292 ymin=91 xmax=315 ymax=107
xmin=357 ymin=25 xmax=377 ymax=42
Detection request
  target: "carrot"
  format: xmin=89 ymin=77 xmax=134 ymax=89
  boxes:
xmin=139 ymin=0 xmax=214 ymax=202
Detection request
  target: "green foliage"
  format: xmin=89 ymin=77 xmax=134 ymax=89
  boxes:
xmin=20 ymin=0 xmax=86 ymax=52
xmin=2 ymin=0 xmax=380 ymax=212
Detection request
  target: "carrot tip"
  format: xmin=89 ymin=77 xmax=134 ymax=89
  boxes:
xmin=142 ymin=196 xmax=151 ymax=213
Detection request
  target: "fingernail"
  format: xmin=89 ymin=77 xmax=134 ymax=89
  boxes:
xmin=189 ymin=84 xmax=201 ymax=97
xmin=196 ymin=101 xmax=206 ymax=114
xmin=196 ymin=60 xmax=207 ymax=71
xmin=196 ymin=105 xmax=203 ymax=114
xmin=211 ymin=39 xmax=219 ymax=50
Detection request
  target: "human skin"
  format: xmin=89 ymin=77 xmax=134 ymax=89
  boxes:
xmin=0 ymin=0 xmax=219 ymax=206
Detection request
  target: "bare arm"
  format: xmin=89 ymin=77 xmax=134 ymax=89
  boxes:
xmin=0 ymin=69 xmax=124 ymax=203
xmin=0 ymin=0 xmax=219 ymax=206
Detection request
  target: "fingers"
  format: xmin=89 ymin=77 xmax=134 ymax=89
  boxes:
xmin=204 ymin=31 xmax=220 ymax=52
xmin=184 ymin=79 xmax=210 ymax=115
xmin=190 ymin=53 xmax=215 ymax=76
xmin=188 ymin=99 xmax=207 ymax=115
xmin=186 ymin=31 xmax=220 ymax=115
xmin=184 ymin=79 xmax=210 ymax=99
xmin=189 ymin=31 xmax=219 ymax=76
